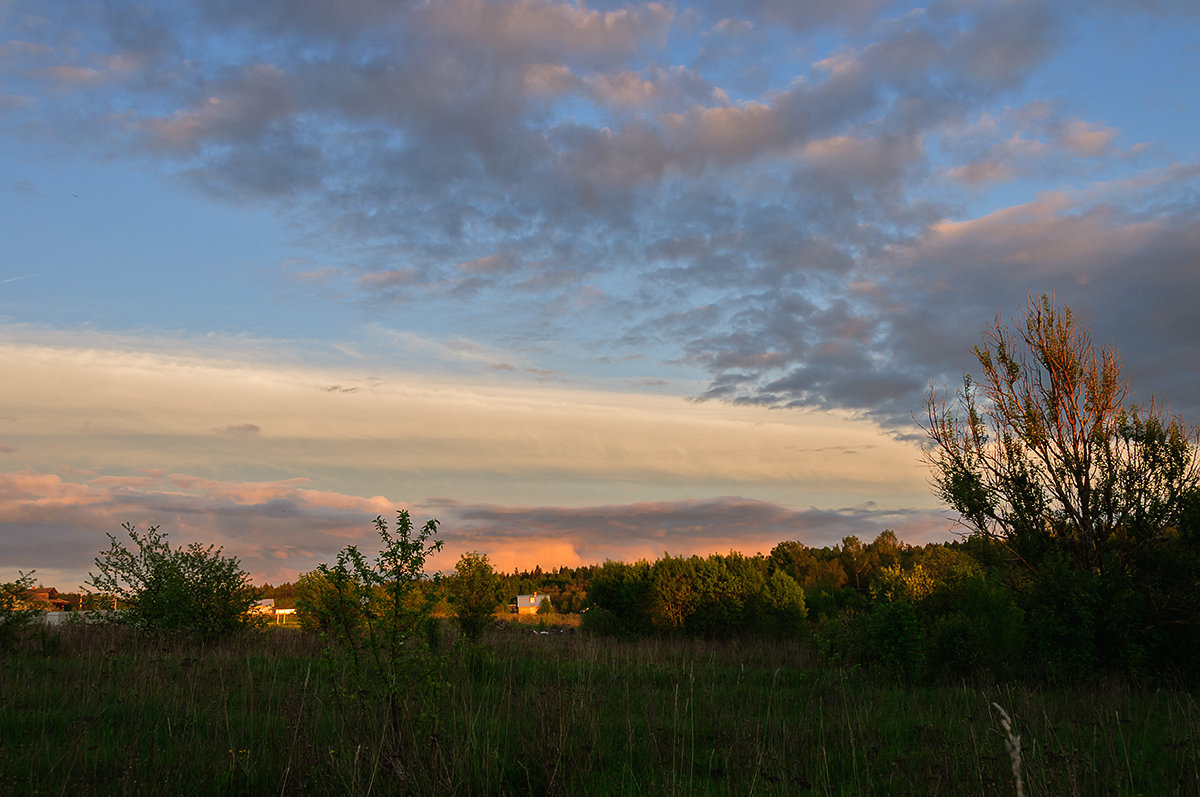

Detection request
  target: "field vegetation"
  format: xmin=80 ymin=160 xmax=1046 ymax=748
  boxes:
xmin=3 ymin=621 xmax=1198 ymax=796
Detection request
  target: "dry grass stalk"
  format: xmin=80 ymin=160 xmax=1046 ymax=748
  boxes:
xmin=992 ymin=702 xmax=1025 ymax=797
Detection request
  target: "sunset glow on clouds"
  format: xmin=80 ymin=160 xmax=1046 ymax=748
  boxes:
xmin=0 ymin=333 xmax=936 ymax=584
xmin=2 ymin=0 xmax=1199 ymax=587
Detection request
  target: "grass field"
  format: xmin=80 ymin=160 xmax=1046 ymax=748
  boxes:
xmin=1 ymin=621 xmax=1197 ymax=795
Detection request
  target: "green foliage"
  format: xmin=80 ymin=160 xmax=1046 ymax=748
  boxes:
xmin=1024 ymin=557 xmax=1101 ymax=679
xmin=578 ymin=605 xmax=624 ymax=635
xmin=588 ymin=551 xmax=807 ymax=640
xmin=293 ymin=568 xmax=363 ymax=635
xmin=817 ymin=539 xmax=1026 ymax=680
xmin=584 ymin=559 xmax=654 ymax=635
xmin=920 ymin=295 xmax=1200 ymax=679
xmin=865 ymin=600 xmax=925 ymax=680
xmin=686 ymin=553 xmax=763 ymax=637
xmin=923 ymin=294 xmax=1200 ymax=575
xmin=651 ymin=554 xmax=697 ymax=629
xmin=924 ymin=573 xmax=1025 ymax=678
xmin=314 ymin=510 xmax=445 ymax=773
xmin=447 ymin=550 xmax=501 ymax=642
xmin=87 ymin=524 xmax=260 ymax=638
xmin=0 ymin=571 xmax=40 ymax=652
xmin=1123 ymin=527 xmax=1200 ymax=679
xmin=758 ymin=569 xmax=808 ymax=636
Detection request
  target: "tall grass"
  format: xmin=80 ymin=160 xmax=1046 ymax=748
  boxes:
xmin=1 ymin=623 xmax=1197 ymax=795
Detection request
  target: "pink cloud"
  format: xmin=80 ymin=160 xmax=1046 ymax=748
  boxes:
xmin=29 ymin=65 xmax=104 ymax=85
xmin=423 ymin=0 xmax=672 ymax=66
xmin=139 ymin=64 xmax=292 ymax=153
xmin=916 ymin=193 xmax=1161 ymax=276
xmin=1057 ymin=119 xmax=1118 ymax=157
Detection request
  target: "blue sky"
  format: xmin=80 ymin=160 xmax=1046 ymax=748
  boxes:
xmin=2 ymin=0 xmax=1199 ymax=587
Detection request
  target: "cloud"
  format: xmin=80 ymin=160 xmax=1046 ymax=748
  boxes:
xmin=0 ymin=332 xmax=929 ymax=506
xmin=420 ymin=0 xmax=674 ymax=67
xmin=0 ymin=470 xmax=397 ymax=587
xmin=28 ymin=66 xmax=106 ymax=86
xmin=220 ymin=423 xmax=261 ymax=437
xmin=0 ymin=469 xmax=952 ymax=587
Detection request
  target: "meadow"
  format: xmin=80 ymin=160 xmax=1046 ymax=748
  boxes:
xmin=2 ymin=621 xmax=1197 ymax=795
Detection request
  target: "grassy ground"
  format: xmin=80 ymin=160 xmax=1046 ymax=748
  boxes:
xmin=1 ymin=621 xmax=1196 ymax=795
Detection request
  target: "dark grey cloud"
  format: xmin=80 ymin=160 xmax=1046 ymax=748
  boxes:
xmin=220 ymin=424 xmax=261 ymax=437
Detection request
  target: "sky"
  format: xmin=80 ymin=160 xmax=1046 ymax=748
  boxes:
xmin=2 ymin=0 xmax=1199 ymax=589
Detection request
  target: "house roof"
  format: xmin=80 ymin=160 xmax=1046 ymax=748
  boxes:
xmin=23 ymin=587 xmax=70 ymax=610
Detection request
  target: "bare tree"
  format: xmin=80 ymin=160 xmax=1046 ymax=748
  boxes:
xmin=922 ymin=294 xmax=1200 ymax=574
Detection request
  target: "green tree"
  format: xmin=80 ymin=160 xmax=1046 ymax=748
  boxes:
xmin=839 ymin=536 xmax=870 ymax=592
xmin=651 ymin=554 xmax=698 ymax=629
xmin=584 ymin=560 xmax=653 ymax=635
xmin=758 ymin=569 xmax=808 ymax=636
xmin=687 ymin=553 xmax=766 ymax=638
xmin=294 ymin=568 xmax=364 ymax=635
xmin=769 ymin=540 xmax=815 ymax=583
xmin=315 ymin=510 xmax=445 ymax=772
xmin=0 ymin=571 xmax=40 ymax=652
xmin=447 ymin=551 xmax=501 ymax=642
xmin=922 ymin=294 xmax=1200 ymax=575
xmin=87 ymin=524 xmax=260 ymax=637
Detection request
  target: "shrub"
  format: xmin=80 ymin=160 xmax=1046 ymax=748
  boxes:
xmin=447 ymin=551 xmax=501 ymax=642
xmin=1024 ymin=558 xmax=1101 ymax=680
xmin=921 ymin=570 xmax=1025 ymax=678
xmin=586 ymin=560 xmax=654 ymax=635
xmin=757 ymin=569 xmax=808 ymax=637
xmin=293 ymin=568 xmax=363 ymax=635
xmin=864 ymin=600 xmax=926 ymax=680
xmin=579 ymin=605 xmax=625 ymax=636
xmin=87 ymin=524 xmax=261 ymax=638
xmin=315 ymin=511 xmax=446 ymax=783
xmin=0 ymin=571 xmax=40 ymax=652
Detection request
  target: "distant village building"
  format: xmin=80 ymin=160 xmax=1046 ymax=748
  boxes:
xmin=515 ymin=592 xmax=551 ymax=615
xmin=24 ymin=587 xmax=70 ymax=611
xmin=249 ymin=598 xmax=296 ymax=624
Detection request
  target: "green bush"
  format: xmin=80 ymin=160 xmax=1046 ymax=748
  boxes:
xmin=579 ymin=605 xmax=625 ymax=636
xmin=1024 ymin=558 xmax=1101 ymax=680
xmin=865 ymin=600 xmax=926 ymax=680
xmin=87 ymin=524 xmax=260 ymax=638
xmin=757 ymin=569 xmax=808 ymax=637
xmin=314 ymin=510 xmax=446 ymax=778
xmin=0 ymin=571 xmax=40 ymax=652
xmin=922 ymin=572 xmax=1025 ymax=678
xmin=293 ymin=568 xmax=363 ymax=635
xmin=448 ymin=551 xmax=502 ymax=642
